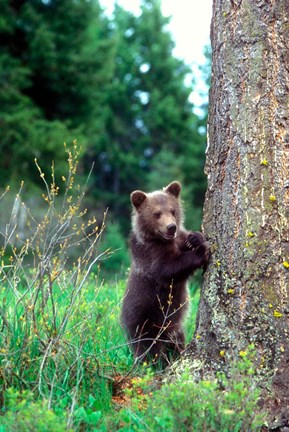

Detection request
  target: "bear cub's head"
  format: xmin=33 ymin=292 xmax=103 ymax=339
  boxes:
xmin=131 ymin=181 xmax=183 ymax=242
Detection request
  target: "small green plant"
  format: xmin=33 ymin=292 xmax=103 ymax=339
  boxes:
xmin=0 ymin=388 xmax=69 ymax=432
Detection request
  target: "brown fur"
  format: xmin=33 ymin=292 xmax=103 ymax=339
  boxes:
xmin=121 ymin=181 xmax=210 ymax=365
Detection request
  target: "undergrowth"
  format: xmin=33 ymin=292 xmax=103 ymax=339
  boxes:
xmin=0 ymin=142 xmax=264 ymax=431
xmin=0 ymin=142 xmax=132 ymax=429
xmin=106 ymin=347 xmax=264 ymax=432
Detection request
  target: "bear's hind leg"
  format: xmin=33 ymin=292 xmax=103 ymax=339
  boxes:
xmin=129 ymin=325 xmax=167 ymax=365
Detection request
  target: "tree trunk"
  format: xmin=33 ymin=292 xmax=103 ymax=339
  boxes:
xmin=185 ymin=0 xmax=289 ymax=426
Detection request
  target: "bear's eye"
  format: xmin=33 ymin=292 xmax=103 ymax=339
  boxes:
xmin=154 ymin=211 xmax=162 ymax=219
xmin=171 ymin=209 xmax=176 ymax=217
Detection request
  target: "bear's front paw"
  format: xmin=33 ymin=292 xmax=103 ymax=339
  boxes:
xmin=186 ymin=232 xmax=210 ymax=266
xmin=185 ymin=232 xmax=206 ymax=250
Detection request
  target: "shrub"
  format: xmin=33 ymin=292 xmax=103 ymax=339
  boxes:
xmin=0 ymin=388 xmax=69 ymax=432
xmin=110 ymin=348 xmax=264 ymax=432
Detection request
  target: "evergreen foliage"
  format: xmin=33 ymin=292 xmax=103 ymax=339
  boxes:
xmin=0 ymin=0 xmax=113 ymax=183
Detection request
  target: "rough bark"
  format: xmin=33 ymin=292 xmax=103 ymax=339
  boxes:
xmin=184 ymin=0 xmax=289 ymax=427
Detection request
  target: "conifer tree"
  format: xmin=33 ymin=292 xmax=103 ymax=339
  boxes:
xmin=0 ymin=0 xmax=113 ymax=183
xmin=91 ymin=0 xmax=207 ymax=230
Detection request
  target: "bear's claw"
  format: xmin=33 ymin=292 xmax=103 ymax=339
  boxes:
xmin=185 ymin=239 xmax=194 ymax=250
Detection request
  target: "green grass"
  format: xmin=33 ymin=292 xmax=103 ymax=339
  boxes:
xmin=0 ymin=275 xmax=131 ymax=427
xmin=0 ymin=272 xmax=202 ymax=431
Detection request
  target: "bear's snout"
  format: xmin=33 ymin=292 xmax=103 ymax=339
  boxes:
xmin=167 ymin=223 xmax=177 ymax=236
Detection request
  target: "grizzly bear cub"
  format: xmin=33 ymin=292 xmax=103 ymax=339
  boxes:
xmin=121 ymin=181 xmax=210 ymax=365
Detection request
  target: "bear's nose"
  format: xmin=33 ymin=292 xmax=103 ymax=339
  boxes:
xmin=167 ymin=223 xmax=177 ymax=236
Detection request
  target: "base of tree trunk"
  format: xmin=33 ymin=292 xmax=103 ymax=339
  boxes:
xmin=166 ymin=345 xmax=289 ymax=430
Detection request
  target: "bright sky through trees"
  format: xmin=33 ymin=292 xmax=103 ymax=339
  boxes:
xmin=99 ymin=0 xmax=212 ymax=109
xmin=100 ymin=0 xmax=212 ymax=65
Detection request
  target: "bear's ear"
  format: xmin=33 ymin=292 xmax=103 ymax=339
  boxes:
xmin=131 ymin=190 xmax=147 ymax=209
xmin=164 ymin=181 xmax=181 ymax=198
